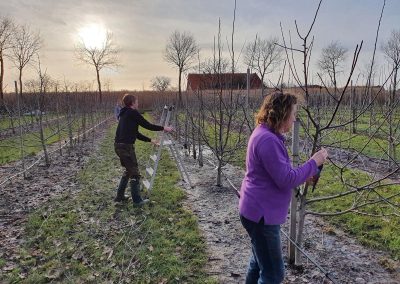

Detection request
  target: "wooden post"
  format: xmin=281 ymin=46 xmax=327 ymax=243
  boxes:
xmin=288 ymin=119 xmax=299 ymax=264
xmin=246 ymin=68 xmax=250 ymax=109
xmin=15 ymin=81 xmax=26 ymax=178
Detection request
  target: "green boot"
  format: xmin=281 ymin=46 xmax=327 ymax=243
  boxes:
xmin=130 ymin=178 xmax=149 ymax=206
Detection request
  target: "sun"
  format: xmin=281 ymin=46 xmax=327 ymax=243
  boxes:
xmin=78 ymin=23 xmax=107 ymax=49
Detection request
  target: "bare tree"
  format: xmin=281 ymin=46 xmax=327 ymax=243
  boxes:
xmin=35 ymin=55 xmax=51 ymax=165
xmin=75 ymin=32 xmax=119 ymax=103
xmin=200 ymin=56 xmax=230 ymax=74
xmin=150 ymin=76 xmax=171 ymax=92
xmin=0 ymin=17 xmax=14 ymax=101
xmin=186 ymin=9 xmax=248 ymax=186
xmin=164 ymin=30 xmax=198 ymax=104
xmin=244 ymin=36 xmax=283 ymax=96
xmin=318 ymin=41 xmax=348 ymax=90
xmin=10 ymin=24 xmax=41 ymax=98
xmin=382 ymin=29 xmax=400 ymax=169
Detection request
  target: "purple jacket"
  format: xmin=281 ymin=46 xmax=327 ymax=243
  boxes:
xmin=239 ymin=124 xmax=317 ymax=225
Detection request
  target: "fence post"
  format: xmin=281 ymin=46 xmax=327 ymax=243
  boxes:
xmin=246 ymin=68 xmax=250 ymax=109
xmin=15 ymin=81 xmax=26 ymax=178
xmin=288 ymin=119 xmax=300 ymax=264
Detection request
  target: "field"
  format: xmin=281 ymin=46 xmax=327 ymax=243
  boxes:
xmin=0 ymin=89 xmax=399 ymax=283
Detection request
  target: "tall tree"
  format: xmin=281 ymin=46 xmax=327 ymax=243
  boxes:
xmin=150 ymin=76 xmax=171 ymax=92
xmin=382 ymin=29 xmax=400 ymax=169
xmin=0 ymin=17 xmax=14 ymax=101
xmin=75 ymin=32 xmax=119 ymax=103
xmin=244 ymin=36 xmax=282 ymax=96
xmin=164 ymin=30 xmax=198 ymax=104
xmin=201 ymin=56 xmax=230 ymax=74
xmin=10 ymin=24 xmax=41 ymax=97
xmin=382 ymin=30 xmax=400 ymax=90
xmin=318 ymin=41 xmax=347 ymax=90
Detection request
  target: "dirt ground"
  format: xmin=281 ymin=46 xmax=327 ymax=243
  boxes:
xmin=0 ymin=122 xmax=110 ymax=276
xmin=177 ymin=147 xmax=400 ymax=284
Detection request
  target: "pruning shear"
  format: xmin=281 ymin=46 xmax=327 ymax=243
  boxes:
xmin=311 ymin=164 xmax=324 ymax=192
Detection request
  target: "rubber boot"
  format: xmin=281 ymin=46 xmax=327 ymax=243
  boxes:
xmin=130 ymin=178 xmax=149 ymax=206
xmin=114 ymin=174 xmax=129 ymax=202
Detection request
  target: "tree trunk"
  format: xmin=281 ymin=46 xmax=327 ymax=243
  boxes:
xmin=96 ymin=67 xmax=102 ymax=103
xmin=218 ymin=89 xmax=223 ymax=186
xmin=352 ymin=89 xmax=357 ymax=134
xmin=388 ymin=68 xmax=397 ymax=169
xmin=246 ymin=68 xmax=250 ymax=108
xmin=350 ymin=81 xmax=357 ymax=134
xmin=198 ymin=125 xmax=203 ymax=167
xmin=90 ymin=104 xmax=95 ymax=147
xmin=192 ymin=120 xmax=196 ymax=159
xmin=19 ymin=69 xmax=23 ymax=98
xmin=198 ymin=99 xmax=204 ymax=167
xmin=295 ymin=185 xmax=308 ymax=266
xmin=216 ymin=159 xmax=223 ymax=187
xmin=178 ymin=68 xmax=182 ymax=105
xmin=38 ymin=103 xmax=49 ymax=166
xmin=184 ymin=109 xmax=189 ymax=151
xmin=67 ymin=93 xmax=73 ymax=151
xmin=16 ymin=81 xmax=26 ymax=178
xmin=82 ymin=111 xmax=86 ymax=142
xmin=288 ymin=120 xmax=300 ymax=264
xmin=56 ymin=101 xmax=62 ymax=156
xmin=0 ymin=52 xmax=4 ymax=101
xmin=261 ymin=74 xmax=265 ymax=97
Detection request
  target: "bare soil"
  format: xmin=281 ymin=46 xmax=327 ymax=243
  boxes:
xmin=0 ymin=122 xmax=110 ymax=275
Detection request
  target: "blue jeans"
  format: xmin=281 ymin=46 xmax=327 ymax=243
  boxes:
xmin=240 ymin=215 xmax=284 ymax=284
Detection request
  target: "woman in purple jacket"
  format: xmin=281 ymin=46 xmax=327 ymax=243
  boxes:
xmin=239 ymin=91 xmax=328 ymax=283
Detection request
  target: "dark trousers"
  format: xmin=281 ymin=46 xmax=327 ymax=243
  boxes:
xmin=240 ymin=215 xmax=284 ymax=284
xmin=114 ymin=143 xmax=145 ymax=203
xmin=114 ymin=143 xmax=140 ymax=178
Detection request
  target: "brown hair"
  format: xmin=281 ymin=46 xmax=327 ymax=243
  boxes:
xmin=122 ymin=93 xmax=136 ymax=107
xmin=255 ymin=91 xmax=297 ymax=131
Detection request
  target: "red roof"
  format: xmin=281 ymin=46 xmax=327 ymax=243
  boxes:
xmin=187 ymin=73 xmax=263 ymax=91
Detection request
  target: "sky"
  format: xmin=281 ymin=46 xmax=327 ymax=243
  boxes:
xmin=0 ymin=0 xmax=399 ymax=91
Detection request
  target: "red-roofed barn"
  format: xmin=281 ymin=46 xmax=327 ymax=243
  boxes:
xmin=186 ymin=73 xmax=263 ymax=91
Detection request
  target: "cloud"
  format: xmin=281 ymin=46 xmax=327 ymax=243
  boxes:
xmin=1 ymin=0 xmax=400 ymax=90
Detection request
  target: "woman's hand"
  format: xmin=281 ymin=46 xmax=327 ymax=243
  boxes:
xmin=311 ymin=148 xmax=328 ymax=166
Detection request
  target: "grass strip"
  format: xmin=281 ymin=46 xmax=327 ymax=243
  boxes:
xmin=2 ymin=123 xmax=215 ymax=283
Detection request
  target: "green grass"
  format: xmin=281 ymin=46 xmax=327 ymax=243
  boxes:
xmin=0 ymin=116 xmax=15 ymax=130
xmin=0 ymin=114 xmax=105 ymax=165
xmin=299 ymin=109 xmax=400 ymax=160
xmin=308 ymin=165 xmax=400 ymax=259
xmin=0 ymin=113 xmax=62 ymax=130
xmin=302 ymin=127 xmax=400 ymax=160
xmin=1 ymin=122 xmax=215 ymax=283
